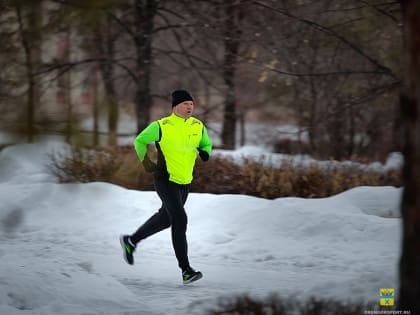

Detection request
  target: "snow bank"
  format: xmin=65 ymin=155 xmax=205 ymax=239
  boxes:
xmin=213 ymin=145 xmax=403 ymax=172
xmin=0 ymin=141 xmax=403 ymax=315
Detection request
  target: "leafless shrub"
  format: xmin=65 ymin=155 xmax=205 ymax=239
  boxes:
xmin=208 ymin=294 xmax=388 ymax=315
xmin=48 ymin=146 xmax=401 ymax=198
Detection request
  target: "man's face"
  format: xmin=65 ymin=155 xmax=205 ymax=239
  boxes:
xmin=173 ymin=101 xmax=194 ymax=119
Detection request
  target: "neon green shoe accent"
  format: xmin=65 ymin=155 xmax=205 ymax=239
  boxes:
xmin=183 ymin=274 xmax=192 ymax=281
xmin=125 ymin=244 xmax=132 ymax=254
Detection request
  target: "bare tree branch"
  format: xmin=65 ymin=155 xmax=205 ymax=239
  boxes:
xmin=253 ymin=0 xmax=398 ymax=80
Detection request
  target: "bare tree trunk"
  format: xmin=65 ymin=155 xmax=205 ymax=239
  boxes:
xmin=92 ymin=69 xmax=99 ymax=146
xmin=221 ymin=0 xmax=243 ymax=149
xmin=15 ymin=1 xmax=42 ymax=143
xmin=134 ymin=0 xmax=157 ymax=133
xmin=239 ymin=111 xmax=245 ymax=147
xmin=308 ymin=77 xmax=318 ymax=153
xmin=62 ymin=29 xmax=72 ymax=144
xmin=398 ymin=0 xmax=420 ymax=313
xmin=347 ymin=103 xmax=356 ymax=157
xmin=93 ymin=14 xmax=118 ymax=146
xmin=98 ymin=14 xmax=118 ymax=146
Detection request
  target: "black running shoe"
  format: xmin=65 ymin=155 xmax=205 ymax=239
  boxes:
xmin=182 ymin=267 xmax=203 ymax=284
xmin=120 ymin=235 xmax=135 ymax=265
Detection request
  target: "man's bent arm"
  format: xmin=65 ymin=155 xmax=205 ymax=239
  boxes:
xmin=133 ymin=121 xmax=160 ymax=161
xmin=198 ymin=126 xmax=212 ymax=161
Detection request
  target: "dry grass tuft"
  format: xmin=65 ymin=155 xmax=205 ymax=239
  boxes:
xmin=208 ymin=294 xmax=393 ymax=315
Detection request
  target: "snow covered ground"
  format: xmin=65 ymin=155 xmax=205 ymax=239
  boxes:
xmin=0 ymin=141 xmax=403 ymax=315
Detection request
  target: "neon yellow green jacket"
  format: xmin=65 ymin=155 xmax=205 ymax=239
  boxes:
xmin=134 ymin=113 xmax=212 ymax=184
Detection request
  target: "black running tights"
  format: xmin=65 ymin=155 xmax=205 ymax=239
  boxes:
xmin=130 ymin=178 xmax=190 ymax=271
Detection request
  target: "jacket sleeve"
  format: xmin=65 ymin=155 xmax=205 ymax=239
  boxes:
xmin=198 ymin=125 xmax=212 ymax=161
xmin=133 ymin=121 xmax=160 ymax=161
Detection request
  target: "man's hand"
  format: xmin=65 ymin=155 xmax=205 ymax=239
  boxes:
xmin=198 ymin=149 xmax=210 ymax=161
xmin=142 ymin=154 xmax=157 ymax=172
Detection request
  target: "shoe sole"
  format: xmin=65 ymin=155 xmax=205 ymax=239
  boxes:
xmin=183 ymin=272 xmax=203 ymax=285
xmin=119 ymin=235 xmax=134 ymax=265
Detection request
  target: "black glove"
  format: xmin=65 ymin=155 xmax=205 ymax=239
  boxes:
xmin=198 ymin=149 xmax=210 ymax=161
xmin=142 ymin=154 xmax=157 ymax=172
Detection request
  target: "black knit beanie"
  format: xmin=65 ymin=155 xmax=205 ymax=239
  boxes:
xmin=171 ymin=90 xmax=193 ymax=107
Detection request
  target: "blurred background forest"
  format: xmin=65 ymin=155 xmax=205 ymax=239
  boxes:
xmin=0 ymin=0 xmax=402 ymax=161
xmin=3 ymin=1 xmax=420 ymax=312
